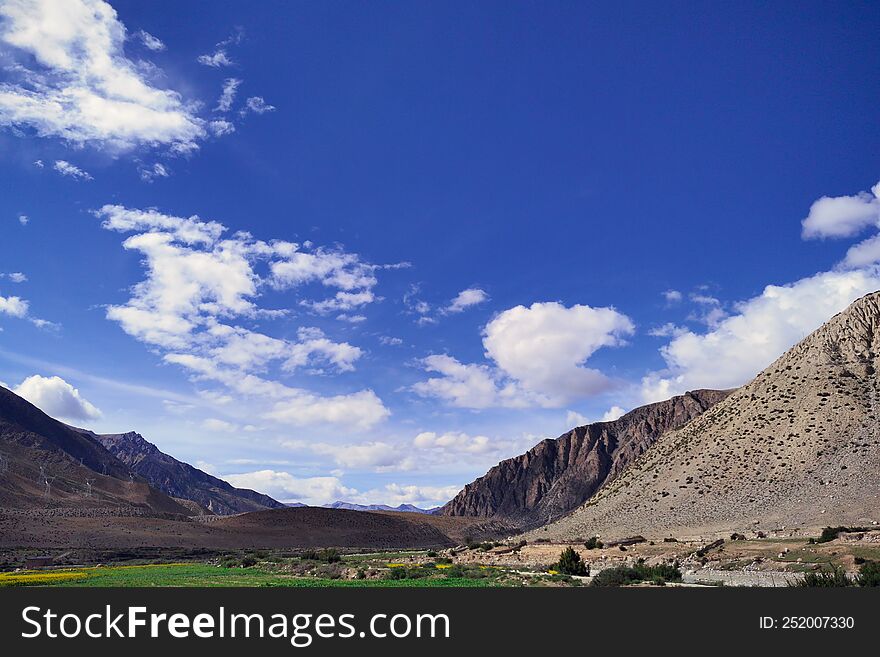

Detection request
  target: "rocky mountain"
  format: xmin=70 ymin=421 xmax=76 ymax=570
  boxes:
xmin=82 ymin=430 xmax=285 ymax=515
xmin=536 ymin=291 xmax=880 ymax=541
xmin=442 ymin=389 xmax=730 ymax=527
xmin=323 ymin=501 xmax=437 ymax=514
xmin=0 ymin=385 xmax=187 ymax=514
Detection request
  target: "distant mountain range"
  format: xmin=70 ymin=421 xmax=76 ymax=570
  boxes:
xmin=323 ymin=501 xmax=438 ymax=514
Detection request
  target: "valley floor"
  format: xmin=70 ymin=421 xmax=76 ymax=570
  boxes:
xmin=2 ymin=528 xmax=879 ymax=588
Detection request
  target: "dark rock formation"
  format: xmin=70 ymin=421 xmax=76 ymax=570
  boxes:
xmin=441 ymin=389 xmax=730 ymax=527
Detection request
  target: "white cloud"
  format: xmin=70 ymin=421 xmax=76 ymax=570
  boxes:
xmin=663 ymin=289 xmax=683 ymax=303
xmin=208 ymin=119 xmax=235 ymax=137
xmin=214 ymin=77 xmax=241 ymax=112
xmin=801 ymin=180 xmax=880 ymax=239
xmin=18 ymin=214 xmax=29 ymax=225
xmin=134 ymin=29 xmax=164 ymax=52
xmin=53 ymin=159 xmax=92 ymax=180
xmin=444 ymin=287 xmax=489 ymax=313
xmin=284 ymin=439 xmax=408 ymax=472
xmin=241 ymin=96 xmax=275 ymax=115
xmin=482 ymin=302 xmax=635 ymax=404
xmin=601 ymin=405 xmax=626 ymax=422
xmin=648 ymin=322 xmax=687 ymax=338
xmin=379 ymin=335 xmax=403 ymax=346
xmin=0 ymin=0 xmax=206 ymax=151
xmin=201 ymin=417 xmax=238 ymax=433
xmin=412 ymin=354 xmax=510 ymax=409
xmin=137 ymin=162 xmax=169 ymax=182
xmin=565 ymin=410 xmax=589 ymax=427
xmin=413 ymin=302 xmax=634 ymax=409
xmin=222 ymin=469 xmax=458 ymax=507
xmin=13 ymin=374 xmax=101 ymax=421
xmin=641 ymin=267 xmax=880 ymax=402
xmin=94 ymin=204 xmax=391 ymax=430
xmin=0 ymin=292 xmax=29 ymax=317
xmin=197 ymin=49 xmax=234 ymax=68
xmin=2 ymin=272 xmax=27 ymax=283
xmin=413 ymin=431 xmax=492 ymax=455
xmin=224 ymin=470 xmax=356 ymax=506
xmin=687 ymin=293 xmax=727 ymax=328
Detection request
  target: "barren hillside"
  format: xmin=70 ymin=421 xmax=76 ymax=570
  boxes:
xmin=533 ymin=291 xmax=880 ymax=541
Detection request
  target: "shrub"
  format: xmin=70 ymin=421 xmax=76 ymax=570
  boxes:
xmin=555 ymin=547 xmax=589 ymax=576
xmin=583 ymin=536 xmax=603 ymax=550
xmin=321 ymin=548 xmax=341 ymax=563
xmin=858 ymin=561 xmax=880 ymax=587
xmin=816 ymin=526 xmax=869 ymax=544
xmin=239 ymin=556 xmax=257 ymax=568
xmin=426 ymin=550 xmax=437 ymax=558
xmin=591 ymin=561 xmax=682 ymax=587
xmin=793 ymin=568 xmax=851 ymax=587
xmin=385 ymin=568 xmax=407 ymax=580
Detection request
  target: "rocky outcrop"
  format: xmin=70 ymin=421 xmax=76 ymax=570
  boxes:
xmin=441 ymin=389 xmax=730 ymax=527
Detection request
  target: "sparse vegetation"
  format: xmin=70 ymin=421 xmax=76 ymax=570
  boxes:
xmin=791 ymin=567 xmax=851 ymax=587
xmin=555 ymin=547 xmax=589 ymax=576
xmin=583 ymin=536 xmax=603 ymax=550
xmin=857 ymin=560 xmax=880 ymax=587
xmin=815 ymin=526 xmax=869 ymax=544
xmin=591 ymin=560 xmax=681 ymax=587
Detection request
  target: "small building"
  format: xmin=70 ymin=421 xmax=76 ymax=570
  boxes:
xmin=24 ymin=556 xmax=55 ymax=569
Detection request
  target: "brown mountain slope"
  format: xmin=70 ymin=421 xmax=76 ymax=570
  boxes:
xmin=0 ymin=385 xmax=187 ymax=514
xmin=534 ymin=291 xmax=880 ymax=541
xmin=441 ymin=389 xmax=730 ymax=527
xmin=77 ymin=429 xmax=284 ymax=515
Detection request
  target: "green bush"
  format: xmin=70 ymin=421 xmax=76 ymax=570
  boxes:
xmin=815 ymin=526 xmax=869 ymax=544
xmin=583 ymin=536 xmax=603 ymax=550
xmin=385 ymin=567 xmax=407 ymax=580
xmin=555 ymin=547 xmax=589 ymax=576
xmin=793 ymin=568 xmax=851 ymax=587
xmin=858 ymin=561 xmax=880 ymax=587
xmin=591 ymin=560 xmax=681 ymax=587
xmin=426 ymin=550 xmax=437 ymax=558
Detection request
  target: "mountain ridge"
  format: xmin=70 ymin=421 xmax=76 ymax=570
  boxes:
xmin=441 ymin=389 xmax=731 ymax=527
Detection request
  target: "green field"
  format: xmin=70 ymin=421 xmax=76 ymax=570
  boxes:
xmin=0 ymin=563 xmax=509 ymax=588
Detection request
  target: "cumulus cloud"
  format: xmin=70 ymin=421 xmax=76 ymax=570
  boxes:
xmin=641 ymin=267 xmax=880 ymax=402
xmin=0 ymin=0 xmax=206 ymax=152
xmin=482 ymin=302 xmax=634 ymax=403
xmin=224 ymin=470 xmax=357 ymax=506
xmin=223 ymin=468 xmax=460 ymax=507
xmin=801 ymin=181 xmax=880 ymax=240
xmin=52 ymin=159 xmax=92 ymax=180
xmin=413 ymin=302 xmax=634 ymax=408
xmin=13 ymin=374 xmax=101 ymax=420
xmin=0 ymin=292 xmax=28 ymax=317
xmin=4 ymin=272 xmax=27 ymax=283
xmin=94 ymin=204 xmax=391 ymax=429
xmin=18 ymin=214 xmax=29 ymax=225
xmin=444 ymin=287 xmax=489 ymax=314
xmin=601 ymin=405 xmax=626 ymax=422
xmin=663 ymin=289 xmax=683 ymax=303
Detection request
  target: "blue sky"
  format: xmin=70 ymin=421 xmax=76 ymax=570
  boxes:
xmin=1 ymin=0 xmax=879 ymax=506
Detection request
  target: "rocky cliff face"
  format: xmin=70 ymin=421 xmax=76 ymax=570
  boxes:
xmin=91 ymin=431 xmax=285 ymax=515
xmin=536 ymin=291 xmax=880 ymax=540
xmin=441 ymin=389 xmax=730 ymax=527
